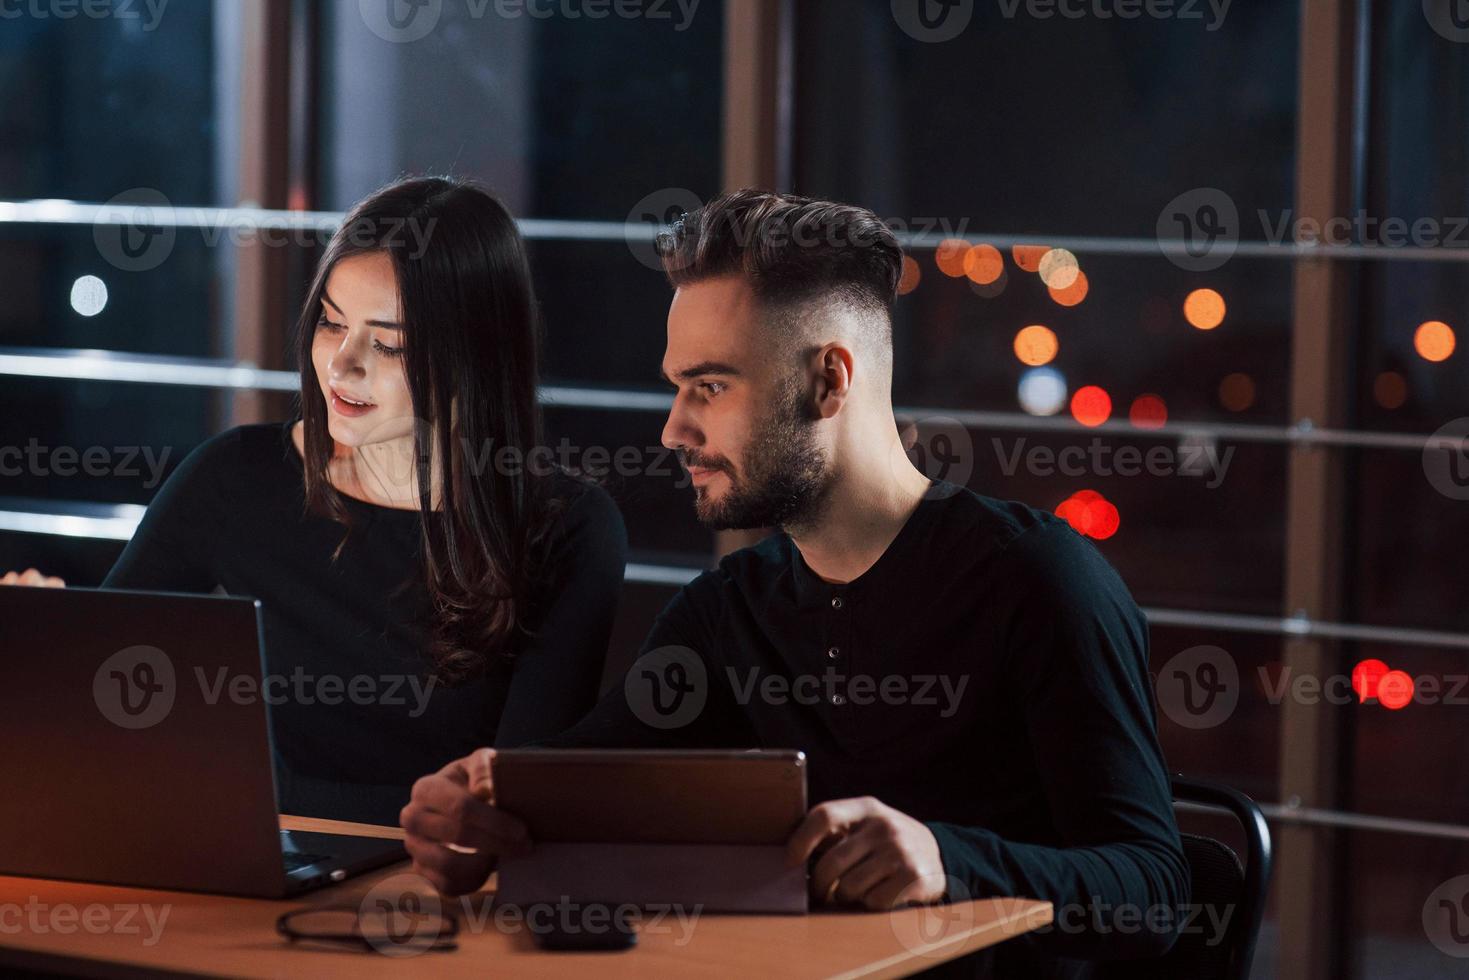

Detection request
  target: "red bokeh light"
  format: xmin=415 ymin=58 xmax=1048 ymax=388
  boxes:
xmin=1071 ymin=386 xmax=1112 ymax=427
xmin=1055 ymin=489 xmax=1119 ymax=540
xmin=1351 ymin=659 xmax=1390 ymax=703
xmin=1129 ymin=394 xmax=1168 ymax=430
xmin=1378 ymin=670 xmax=1414 ymax=710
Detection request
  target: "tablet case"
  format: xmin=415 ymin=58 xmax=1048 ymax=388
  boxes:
xmin=492 ymin=750 xmax=809 ymax=914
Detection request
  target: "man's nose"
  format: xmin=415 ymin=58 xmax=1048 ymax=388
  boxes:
xmin=661 ymin=398 xmax=701 ymax=452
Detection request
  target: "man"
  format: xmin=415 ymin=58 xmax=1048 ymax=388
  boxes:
xmin=400 ymin=191 xmax=1189 ymax=976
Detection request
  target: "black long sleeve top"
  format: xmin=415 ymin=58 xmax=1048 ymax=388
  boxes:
xmin=102 ymin=421 xmax=628 ymax=825
xmin=537 ymin=482 xmax=1189 ymax=978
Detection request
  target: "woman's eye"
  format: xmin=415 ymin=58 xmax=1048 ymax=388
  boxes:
xmin=373 ymin=341 xmax=405 ymax=358
xmin=316 ymin=316 xmax=346 ymax=332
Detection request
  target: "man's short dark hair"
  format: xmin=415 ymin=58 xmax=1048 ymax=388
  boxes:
xmin=656 ymin=189 xmax=904 ymax=318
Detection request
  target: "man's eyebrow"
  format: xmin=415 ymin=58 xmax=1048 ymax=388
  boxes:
xmin=320 ymin=290 xmax=403 ymax=329
xmin=660 ymin=361 xmax=742 ymax=383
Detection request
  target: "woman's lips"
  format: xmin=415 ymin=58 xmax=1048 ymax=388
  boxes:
xmin=329 ymin=389 xmax=377 ymax=417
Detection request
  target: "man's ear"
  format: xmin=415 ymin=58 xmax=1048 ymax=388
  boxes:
xmin=812 ymin=343 xmax=854 ymax=420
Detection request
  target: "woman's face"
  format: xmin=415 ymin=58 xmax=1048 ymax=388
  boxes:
xmin=310 ymin=251 xmax=416 ymax=449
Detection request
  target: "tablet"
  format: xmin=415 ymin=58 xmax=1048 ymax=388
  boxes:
xmin=491 ymin=749 xmax=807 ymax=845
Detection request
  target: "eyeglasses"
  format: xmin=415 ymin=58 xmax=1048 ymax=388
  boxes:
xmin=276 ymin=901 xmax=460 ymax=955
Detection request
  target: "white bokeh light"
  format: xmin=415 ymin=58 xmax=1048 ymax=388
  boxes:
xmin=70 ymin=275 xmax=108 ymax=317
xmin=1037 ymin=248 xmax=1079 ymax=290
xmin=1018 ymin=366 xmax=1068 ymax=416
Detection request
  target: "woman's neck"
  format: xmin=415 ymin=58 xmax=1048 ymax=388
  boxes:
xmin=291 ymin=420 xmax=440 ymax=511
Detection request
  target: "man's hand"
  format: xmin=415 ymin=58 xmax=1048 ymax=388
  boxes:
xmin=399 ymin=748 xmax=532 ymax=896
xmin=1 ymin=569 xmax=65 ymax=587
xmin=787 ymin=796 xmax=948 ymax=910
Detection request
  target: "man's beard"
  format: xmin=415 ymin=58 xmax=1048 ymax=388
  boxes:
xmin=681 ymin=379 xmax=830 ymax=532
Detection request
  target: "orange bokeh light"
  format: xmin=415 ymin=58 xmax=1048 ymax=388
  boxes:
xmin=1012 ymin=245 xmax=1049 ymax=272
xmin=1129 ymin=394 xmax=1168 ymax=429
xmin=1049 ymin=270 xmax=1089 ymax=307
xmin=1414 ymin=320 xmax=1456 ymax=362
xmin=1184 ymin=288 xmax=1226 ymax=330
xmin=935 ymin=239 xmax=970 ymax=278
xmin=963 ymin=244 xmax=1004 ymax=285
xmin=1070 ymin=385 xmax=1112 ymax=427
xmin=1013 ymin=325 xmax=1059 ymax=366
xmin=898 ymin=255 xmax=922 ymax=295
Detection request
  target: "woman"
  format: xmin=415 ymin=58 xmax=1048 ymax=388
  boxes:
xmin=2 ymin=177 xmax=627 ymax=824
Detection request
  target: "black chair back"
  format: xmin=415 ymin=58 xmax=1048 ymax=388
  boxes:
xmin=1120 ymin=776 xmax=1272 ymax=980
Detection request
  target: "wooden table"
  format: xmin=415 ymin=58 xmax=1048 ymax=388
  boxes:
xmin=0 ymin=817 xmax=1052 ymax=979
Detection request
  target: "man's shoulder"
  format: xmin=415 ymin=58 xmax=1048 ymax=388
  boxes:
xmin=918 ymin=484 xmax=1138 ymax=611
xmin=927 ymin=482 xmax=1072 ymax=554
xmin=656 ymin=533 xmax=789 ymax=618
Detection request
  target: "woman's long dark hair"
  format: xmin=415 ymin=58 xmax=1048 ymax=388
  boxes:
xmin=295 ymin=176 xmax=555 ymax=683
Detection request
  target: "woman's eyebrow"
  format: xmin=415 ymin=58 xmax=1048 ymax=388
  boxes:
xmin=320 ymin=291 xmax=403 ymax=329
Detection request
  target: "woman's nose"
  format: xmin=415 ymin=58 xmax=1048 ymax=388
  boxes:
xmin=328 ymin=337 xmax=367 ymax=382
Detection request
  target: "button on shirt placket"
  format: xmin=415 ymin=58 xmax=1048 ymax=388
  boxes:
xmin=824 ymin=591 xmax=856 ymax=735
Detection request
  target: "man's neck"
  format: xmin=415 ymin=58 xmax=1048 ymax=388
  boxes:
xmin=788 ymin=451 xmax=932 ymax=585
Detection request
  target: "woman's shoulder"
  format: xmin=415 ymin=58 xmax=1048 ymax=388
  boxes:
xmin=545 ymin=471 xmax=625 ymax=530
xmin=539 ymin=471 xmax=628 ymax=562
xmin=179 ymin=422 xmax=296 ymax=474
xmin=159 ymin=423 xmax=298 ymax=499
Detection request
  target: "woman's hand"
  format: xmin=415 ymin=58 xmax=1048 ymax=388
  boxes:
xmin=0 ymin=568 xmax=66 ymax=587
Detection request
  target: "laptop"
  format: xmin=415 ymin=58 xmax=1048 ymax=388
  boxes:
xmin=0 ymin=585 xmax=406 ymax=898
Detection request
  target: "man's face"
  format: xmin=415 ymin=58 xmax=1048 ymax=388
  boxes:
xmin=660 ymin=276 xmax=829 ymax=530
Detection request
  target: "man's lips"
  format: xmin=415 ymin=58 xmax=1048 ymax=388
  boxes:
xmin=686 ymin=465 xmax=723 ymax=486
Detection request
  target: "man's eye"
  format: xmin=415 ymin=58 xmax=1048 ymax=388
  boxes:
xmin=700 ymin=382 xmax=726 ymax=395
